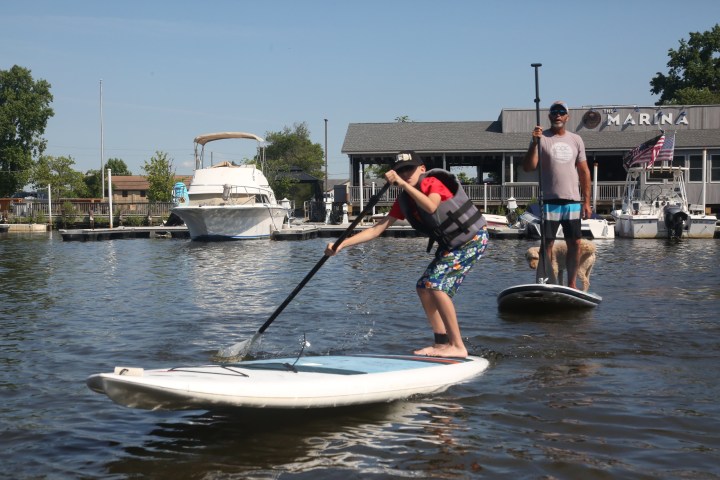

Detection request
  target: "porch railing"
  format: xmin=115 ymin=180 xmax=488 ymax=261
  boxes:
xmin=347 ymin=181 xmax=627 ymax=211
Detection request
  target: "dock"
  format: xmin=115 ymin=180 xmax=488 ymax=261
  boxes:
xmin=59 ymin=226 xmax=190 ymax=241
xmin=58 ymin=223 xmax=426 ymax=242
xmin=57 ymin=222 xmax=535 ymax=242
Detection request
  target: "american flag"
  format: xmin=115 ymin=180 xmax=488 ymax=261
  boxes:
xmin=652 ymin=132 xmax=676 ymax=165
xmin=623 ymin=134 xmax=665 ymax=169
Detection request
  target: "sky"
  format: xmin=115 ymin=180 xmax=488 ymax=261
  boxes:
xmin=3 ymin=0 xmax=719 ymax=181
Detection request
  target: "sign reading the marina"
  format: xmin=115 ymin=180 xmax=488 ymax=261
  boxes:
xmin=604 ymin=109 xmax=689 ymax=127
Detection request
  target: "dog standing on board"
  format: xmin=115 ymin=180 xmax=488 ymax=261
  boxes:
xmin=525 ymin=239 xmax=596 ymax=292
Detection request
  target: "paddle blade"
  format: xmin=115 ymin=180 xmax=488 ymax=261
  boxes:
xmin=216 ymin=332 xmax=261 ymax=360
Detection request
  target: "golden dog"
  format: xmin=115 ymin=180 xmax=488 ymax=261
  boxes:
xmin=525 ymin=239 xmax=596 ymax=292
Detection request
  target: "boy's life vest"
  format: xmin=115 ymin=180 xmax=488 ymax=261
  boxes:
xmin=397 ymin=169 xmax=486 ymax=254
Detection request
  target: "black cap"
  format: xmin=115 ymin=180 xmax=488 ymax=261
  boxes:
xmin=392 ymin=151 xmax=423 ymax=171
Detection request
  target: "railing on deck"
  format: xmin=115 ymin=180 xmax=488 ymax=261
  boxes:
xmin=6 ymin=201 xmax=177 ymax=221
xmin=347 ymin=181 xmax=627 ymax=211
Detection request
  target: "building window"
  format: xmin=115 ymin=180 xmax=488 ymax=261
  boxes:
xmin=688 ymin=155 xmax=703 ymax=182
xmin=712 ymin=155 xmax=720 ymax=182
xmin=122 ymin=191 xmax=128 ymax=197
xmin=140 ymin=191 xmax=146 ymax=198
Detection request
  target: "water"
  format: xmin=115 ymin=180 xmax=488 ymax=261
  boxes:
xmin=1 ymin=232 xmax=719 ymax=479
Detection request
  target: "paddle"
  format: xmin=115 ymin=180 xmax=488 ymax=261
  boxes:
xmin=216 ymin=181 xmax=393 ymax=359
xmin=531 ymin=63 xmax=551 ymax=285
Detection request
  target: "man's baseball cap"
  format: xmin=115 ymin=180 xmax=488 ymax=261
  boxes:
xmin=550 ymin=101 xmax=569 ymax=113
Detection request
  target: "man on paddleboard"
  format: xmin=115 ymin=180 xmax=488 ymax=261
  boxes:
xmin=523 ymin=100 xmax=592 ymax=290
xmin=325 ymin=151 xmax=488 ymax=358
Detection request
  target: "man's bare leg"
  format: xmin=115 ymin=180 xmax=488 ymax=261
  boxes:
xmin=566 ymin=238 xmax=582 ymax=289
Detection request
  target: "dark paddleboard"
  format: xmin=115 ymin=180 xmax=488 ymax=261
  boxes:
xmin=497 ymin=283 xmax=602 ymax=311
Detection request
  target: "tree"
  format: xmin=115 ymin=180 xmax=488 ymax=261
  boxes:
xmin=142 ymin=151 xmax=175 ymax=202
xmin=0 ymin=65 xmax=54 ymax=196
xmin=395 ymin=115 xmax=412 ymax=122
xmin=106 ymin=158 xmax=132 ymax=175
xmin=32 ymin=155 xmax=89 ymax=199
xmin=84 ymin=158 xmax=132 ymax=198
xmin=262 ymin=122 xmax=324 ymax=201
xmin=650 ymin=24 xmax=720 ymax=105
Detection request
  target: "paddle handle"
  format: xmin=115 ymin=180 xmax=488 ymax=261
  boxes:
xmin=257 ymin=181 xmax=392 ymax=334
xmin=531 ymin=63 xmax=550 ymax=283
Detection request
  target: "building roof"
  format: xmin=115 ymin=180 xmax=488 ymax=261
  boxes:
xmin=342 ymin=105 xmax=720 ymax=156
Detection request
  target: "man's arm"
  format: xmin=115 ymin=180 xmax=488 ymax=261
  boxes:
xmin=523 ymin=126 xmax=543 ymax=172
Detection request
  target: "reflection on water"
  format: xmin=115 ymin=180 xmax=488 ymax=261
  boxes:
xmin=1 ymin=235 xmax=720 ymax=478
xmin=103 ymin=400 xmax=475 ymax=479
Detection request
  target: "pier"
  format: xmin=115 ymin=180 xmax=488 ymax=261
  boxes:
xmin=58 ymin=223 xmax=527 ymax=241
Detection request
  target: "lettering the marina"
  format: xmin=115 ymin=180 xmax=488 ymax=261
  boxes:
xmin=606 ymin=112 xmax=689 ymax=126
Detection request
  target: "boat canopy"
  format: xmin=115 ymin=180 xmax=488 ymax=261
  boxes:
xmin=194 ymin=132 xmax=264 ymax=146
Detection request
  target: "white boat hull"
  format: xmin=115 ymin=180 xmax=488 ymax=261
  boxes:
xmin=524 ymin=217 xmax=615 ymax=240
xmin=172 ymin=205 xmax=288 ymax=240
xmin=612 ymin=213 xmax=716 ymax=239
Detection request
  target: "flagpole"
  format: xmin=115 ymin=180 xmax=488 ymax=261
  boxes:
xmin=100 ymin=79 xmax=105 ymax=199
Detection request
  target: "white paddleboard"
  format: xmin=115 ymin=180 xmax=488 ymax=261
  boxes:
xmin=87 ymin=354 xmax=489 ymax=411
xmin=497 ymin=283 xmax=602 ymax=311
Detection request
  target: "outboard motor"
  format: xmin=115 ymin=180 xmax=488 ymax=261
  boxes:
xmin=222 ymin=184 xmax=232 ymax=202
xmin=663 ymin=205 xmax=688 ymax=240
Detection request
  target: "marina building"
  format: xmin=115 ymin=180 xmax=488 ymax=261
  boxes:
xmin=341 ymin=104 xmax=720 ymax=214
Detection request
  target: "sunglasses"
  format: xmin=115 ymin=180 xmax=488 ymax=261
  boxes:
xmin=549 ymin=109 xmax=568 ymax=116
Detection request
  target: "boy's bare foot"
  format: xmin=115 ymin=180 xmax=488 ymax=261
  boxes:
xmin=422 ymin=344 xmax=468 ymax=358
xmin=414 ymin=345 xmax=440 ymax=355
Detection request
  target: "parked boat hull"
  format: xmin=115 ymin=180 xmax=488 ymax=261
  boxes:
xmin=612 ymin=213 xmax=716 ymax=239
xmin=524 ymin=217 xmax=615 ymax=240
xmin=172 ymin=205 xmax=288 ymax=240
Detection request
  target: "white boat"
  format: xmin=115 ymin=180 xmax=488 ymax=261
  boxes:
xmin=611 ymin=164 xmax=717 ymax=239
xmin=521 ymin=211 xmax=615 ymax=240
xmin=171 ymin=132 xmax=289 ymax=240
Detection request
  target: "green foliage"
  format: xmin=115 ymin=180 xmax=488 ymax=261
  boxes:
xmin=662 ymin=87 xmax=720 ymax=105
xmin=0 ymin=65 xmax=54 ymax=196
xmin=31 ymin=209 xmax=46 ymax=225
xmin=262 ymin=122 xmax=324 ymax=202
xmin=650 ymin=24 xmax=720 ymax=105
xmin=105 ymin=158 xmax=132 ymax=175
xmin=60 ymin=200 xmax=77 ymax=228
xmin=142 ymin=151 xmax=175 ymax=202
xmin=365 ymin=164 xmax=390 ymax=179
xmin=395 ymin=116 xmax=412 ymax=122
xmin=82 ymin=171 xmax=103 ymax=198
xmin=456 ymin=172 xmax=472 ymax=184
xmin=123 ymin=215 xmax=144 ymax=226
xmin=32 ymin=155 xmax=89 ymax=198
xmin=84 ymin=159 xmax=131 ymax=198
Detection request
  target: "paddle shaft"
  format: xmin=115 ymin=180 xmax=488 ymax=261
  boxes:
xmin=256 ymin=181 xmax=392 ymax=334
xmin=531 ymin=63 xmax=551 ymax=282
